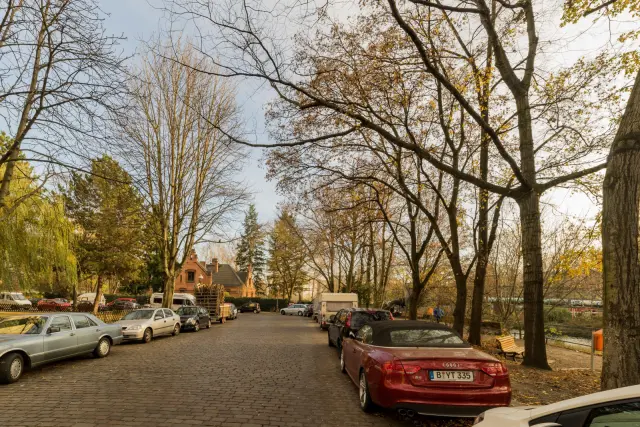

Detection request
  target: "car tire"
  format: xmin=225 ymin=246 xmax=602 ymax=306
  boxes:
xmin=194 ymin=321 xmax=200 ymax=332
xmin=93 ymin=337 xmax=111 ymax=358
xmin=359 ymin=370 xmax=375 ymax=413
xmin=206 ymin=319 xmax=211 ymax=329
xmin=340 ymin=348 xmax=347 ymax=373
xmin=172 ymin=324 xmax=180 ymax=336
xmin=142 ymin=328 xmax=152 ymax=343
xmin=298 ymin=311 xmax=303 ymax=316
xmin=0 ymin=353 xmax=24 ymax=384
xmin=328 ymin=333 xmax=334 ymax=347
xmin=281 ymin=310 xmax=285 ymax=315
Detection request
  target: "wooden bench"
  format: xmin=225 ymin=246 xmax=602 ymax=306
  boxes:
xmin=496 ymin=335 xmax=524 ymax=361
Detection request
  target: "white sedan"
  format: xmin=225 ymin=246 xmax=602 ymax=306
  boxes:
xmin=474 ymin=384 xmax=640 ymax=426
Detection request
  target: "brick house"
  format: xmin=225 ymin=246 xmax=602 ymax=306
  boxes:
xmin=175 ymin=249 xmax=213 ymax=293
xmin=207 ymin=258 xmax=256 ymax=298
xmin=175 ymin=249 xmax=256 ymax=297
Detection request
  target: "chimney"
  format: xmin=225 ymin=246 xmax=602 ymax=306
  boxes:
xmin=190 ymin=248 xmax=197 ymax=260
xmin=212 ymin=258 xmax=219 ymax=273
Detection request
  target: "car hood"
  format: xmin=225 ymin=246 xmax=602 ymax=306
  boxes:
xmin=118 ymin=319 xmax=152 ymax=327
xmin=0 ymin=334 xmax=40 ymax=345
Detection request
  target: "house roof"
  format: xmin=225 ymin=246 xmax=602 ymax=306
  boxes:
xmin=237 ymin=271 xmax=248 ymax=284
xmin=208 ymin=264 xmax=245 ymax=287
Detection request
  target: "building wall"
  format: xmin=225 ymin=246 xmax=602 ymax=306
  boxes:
xmin=175 ymin=252 xmax=212 ymax=293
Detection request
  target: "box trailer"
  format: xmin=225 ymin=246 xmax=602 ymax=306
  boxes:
xmin=316 ymin=293 xmax=358 ymax=330
xmin=195 ymin=284 xmax=229 ymax=323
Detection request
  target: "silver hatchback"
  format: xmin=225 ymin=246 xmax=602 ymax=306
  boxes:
xmin=119 ymin=308 xmax=181 ymax=343
xmin=0 ymin=313 xmax=123 ymax=384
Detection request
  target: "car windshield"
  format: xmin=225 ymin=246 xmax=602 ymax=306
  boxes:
xmin=12 ymin=294 xmax=26 ymax=300
xmin=122 ymin=310 xmax=154 ymax=320
xmin=54 ymin=299 xmax=68 ymax=303
xmin=387 ymin=329 xmax=466 ymax=347
xmin=351 ymin=311 xmax=391 ymax=329
xmin=0 ymin=316 xmax=48 ymax=334
xmin=176 ymin=307 xmax=197 ymax=315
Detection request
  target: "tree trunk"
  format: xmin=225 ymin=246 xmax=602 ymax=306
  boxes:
xmin=92 ymin=275 xmax=103 ymax=315
xmin=408 ymin=285 xmax=421 ymax=320
xmin=162 ymin=273 xmax=175 ymax=309
xmin=452 ymin=274 xmax=467 ymax=336
xmin=601 ymin=70 xmax=640 ymax=390
xmin=518 ymin=192 xmax=550 ymax=369
xmin=469 ymin=257 xmax=487 ymax=345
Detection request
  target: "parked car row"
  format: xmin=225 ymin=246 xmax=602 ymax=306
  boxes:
xmin=0 ymin=302 xmax=235 ymax=384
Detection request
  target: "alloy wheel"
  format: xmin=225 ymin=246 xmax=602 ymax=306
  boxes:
xmin=98 ymin=339 xmax=110 ymax=356
xmin=194 ymin=322 xmax=200 ymax=332
xmin=9 ymin=357 xmax=22 ymax=380
xmin=359 ymin=373 xmax=367 ymax=406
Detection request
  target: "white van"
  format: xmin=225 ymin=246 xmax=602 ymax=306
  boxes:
xmin=317 ymin=293 xmax=358 ymax=330
xmin=150 ymin=292 xmax=197 ymax=310
xmin=77 ymin=292 xmax=106 ymax=305
xmin=0 ymin=291 xmax=32 ymax=308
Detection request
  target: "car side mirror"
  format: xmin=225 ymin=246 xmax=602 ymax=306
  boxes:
xmin=329 ymin=315 xmax=336 ymax=323
xmin=47 ymin=326 xmax=61 ymax=334
xmin=349 ymin=331 xmax=356 ymax=339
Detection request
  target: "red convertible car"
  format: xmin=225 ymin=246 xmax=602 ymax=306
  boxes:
xmin=340 ymin=321 xmax=511 ymax=417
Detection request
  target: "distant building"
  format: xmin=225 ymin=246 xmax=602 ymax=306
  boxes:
xmin=175 ymin=249 xmax=256 ymax=297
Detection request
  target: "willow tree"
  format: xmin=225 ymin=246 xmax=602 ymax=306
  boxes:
xmin=122 ymin=43 xmax=247 ymax=309
xmin=0 ymin=135 xmax=76 ymax=292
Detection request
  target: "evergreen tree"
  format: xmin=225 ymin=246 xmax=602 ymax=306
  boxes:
xmin=65 ymin=155 xmax=146 ymax=312
xmin=235 ymin=204 xmax=267 ymax=294
xmin=267 ymin=209 xmax=309 ymax=301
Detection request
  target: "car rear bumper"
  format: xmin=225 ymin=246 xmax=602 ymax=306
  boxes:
xmin=372 ymin=383 xmax=511 ymax=417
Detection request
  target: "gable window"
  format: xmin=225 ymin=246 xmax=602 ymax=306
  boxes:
xmin=187 ymin=271 xmax=195 ymax=283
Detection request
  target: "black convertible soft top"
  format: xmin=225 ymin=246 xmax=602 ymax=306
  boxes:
xmin=365 ymin=320 xmax=471 ymax=348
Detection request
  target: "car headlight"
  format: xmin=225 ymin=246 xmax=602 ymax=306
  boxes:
xmin=186 ymin=318 xmax=195 ymax=324
xmin=473 ymin=412 xmax=485 ymax=425
xmin=128 ymin=325 xmax=142 ymax=330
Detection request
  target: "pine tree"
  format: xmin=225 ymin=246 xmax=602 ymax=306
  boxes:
xmin=235 ymin=204 xmax=267 ymax=294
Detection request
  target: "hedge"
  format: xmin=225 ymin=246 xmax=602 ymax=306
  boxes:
xmin=225 ymin=297 xmax=293 ymax=312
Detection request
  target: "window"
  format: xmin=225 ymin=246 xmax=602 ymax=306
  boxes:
xmin=163 ymin=309 xmax=174 ymax=318
xmin=358 ymin=325 xmax=373 ymax=344
xmin=326 ymin=302 xmax=353 ymax=312
xmin=153 ymin=297 xmax=163 ymax=304
xmin=586 ymin=401 xmax=640 ymax=427
xmin=338 ymin=310 xmax=348 ymax=323
xmin=50 ymin=316 xmax=72 ymax=331
xmin=387 ymin=329 xmax=466 ymax=347
xmin=187 ymin=271 xmax=195 ymax=282
xmin=154 ymin=310 xmax=165 ymax=319
xmin=70 ymin=315 xmax=95 ymax=329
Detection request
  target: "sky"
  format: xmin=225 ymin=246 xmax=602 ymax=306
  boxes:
xmin=95 ymin=0 xmax=640 ymax=233
xmin=98 ymin=0 xmax=283 ymax=225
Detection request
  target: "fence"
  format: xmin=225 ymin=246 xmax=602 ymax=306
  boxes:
xmin=0 ymin=303 xmax=134 ymax=324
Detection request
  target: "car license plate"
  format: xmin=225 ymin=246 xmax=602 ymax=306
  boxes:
xmin=429 ymin=370 xmax=474 ymax=382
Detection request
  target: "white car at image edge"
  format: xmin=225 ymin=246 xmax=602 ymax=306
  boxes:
xmin=474 ymin=384 xmax=640 ymax=427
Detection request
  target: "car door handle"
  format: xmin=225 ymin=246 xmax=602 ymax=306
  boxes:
xmin=96 ymin=329 xmax=101 ymax=332
xmin=70 ymin=333 xmax=76 ymax=336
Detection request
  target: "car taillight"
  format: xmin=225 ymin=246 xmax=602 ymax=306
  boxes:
xmin=389 ymin=313 xmax=395 ymax=320
xmin=481 ymin=362 xmax=508 ymax=377
xmin=345 ymin=313 xmax=351 ymax=328
xmin=381 ymin=361 xmax=421 ymax=375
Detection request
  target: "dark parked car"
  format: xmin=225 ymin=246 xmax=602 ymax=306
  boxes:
xmin=238 ymin=302 xmax=261 ymax=313
xmin=340 ymin=321 xmax=511 ymax=416
xmin=304 ymin=304 xmax=313 ymax=318
xmin=328 ymin=308 xmax=393 ymax=352
xmin=76 ymin=300 xmax=107 ymax=312
xmin=176 ymin=306 xmax=211 ymax=332
xmin=109 ymin=300 xmax=139 ymax=311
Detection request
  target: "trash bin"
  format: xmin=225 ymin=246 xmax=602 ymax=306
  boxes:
xmin=593 ymin=329 xmax=603 ymax=351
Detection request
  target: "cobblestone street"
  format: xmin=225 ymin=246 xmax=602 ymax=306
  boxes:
xmin=0 ymin=313 xmax=404 ymax=427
